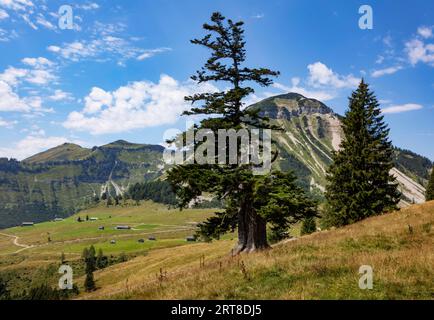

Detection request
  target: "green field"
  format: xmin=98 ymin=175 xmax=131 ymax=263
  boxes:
xmin=81 ymin=201 xmax=433 ymax=300
xmin=0 ymin=201 xmax=223 ymax=297
xmin=0 ymin=201 xmax=217 ymax=258
xmin=1 ymin=200 xmax=432 ymax=300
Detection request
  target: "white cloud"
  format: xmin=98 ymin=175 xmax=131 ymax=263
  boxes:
xmin=49 ymin=89 xmax=73 ymax=101
xmin=0 ymin=0 xmax=33 ymax=11
xmin=76 ymin=2 xmax=99 ymax=10
xmin=21 ymin=13 xmax=37 ymax=29
xmin=0 ymin=133 xmax=77 ymax=160
xmin=382 ymin=103 xmax=423 ymax=114
xmin=242 ymin=91 xmax=275 ymax=107
xmin=0 ymin=58 xmax=57 ymax=113
xmin=0 ymin=117 xmax=17 ymax=128
xmin=379 ymin=99 xmax=392 ymax=104
xmin=307 ymin=62 xmax=360 ymax=89
xmin=63 ymin=74 xmax=218 ymax=135
xmin=383 ymin=35 xmax=393 ymax=47
xmin=0 ymin=27 xmax=18 ymax=42
xmin=1 ymin=61 xmax=56 ymax=86
xmin=91 ymin=21 xmax=126 ymax=36
xmin=271 ymin=62 xmax=361 ymax=102
xmin=47 ymin=45 xmax=60 ymax=52
xmin=48 ymin=23 xmax=171 ymax=65
xmin=137 ymin=47 xmax=172 ymax=61
xmin=22 ymin=56 xmax=53 ymax=68
xmin=0 ymin=66 xmax=28 ymax=85
xmin=48 ymin=41 xmax=97 ymax=61
xmin=27 ymin=68 xmax=56 ymax=85
xmin=375 ymin=55 xmax=385 ymax=64
xmin=271 ymin=62 xmax=360 ymax=102
xmin=83 ymin=87 xmax=112 ymax=113
xmin=36 ymin=14 xmax=56 ymax=30
xmin=252 ymin=13 xmax=264 ymax=19
xmin=417 ymin=26 xmax=433 ymax=39
xmin=0 ymin=8 xmax=8 ymax=19
xmin=405 ymin=38 xmax=434 ymax=66
xmin=48 ymin=39 xmax=170 ymax=65
xmin=371 ymin=65 xmax=403 ymax=78
xmin=0 ymin=1 xmax=58 ymax=33
xmin=0 ymin=80 xmax=30 ymax=111
xmin=273 ymin=78 xmax=336 ymax=101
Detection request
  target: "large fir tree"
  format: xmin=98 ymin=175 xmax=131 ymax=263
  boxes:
xmin=426 ymin=167 xmax=434 ymax=201
xmin=167 ymin=12 xmax=317 ymax=253
xmin=324 ymin=80 xmax=400 ymax=227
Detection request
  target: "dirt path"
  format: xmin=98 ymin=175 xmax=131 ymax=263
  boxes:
xmin=0 ymin=225 xmax=196 ymax=255
xmin=0 ymin=232 xmax=34 ymax=254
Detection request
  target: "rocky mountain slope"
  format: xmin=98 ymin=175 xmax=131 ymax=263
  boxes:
xmin=252 ymin=93 xmax=432 ymax=203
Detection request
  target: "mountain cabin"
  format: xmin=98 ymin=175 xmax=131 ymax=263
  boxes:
xmin=115 ymin=225 xmax=131 ymax=230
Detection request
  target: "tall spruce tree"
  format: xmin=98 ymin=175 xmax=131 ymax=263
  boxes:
xmin=167 ymin=12 xmax=317 ymax=253
xmin=84 ymin=246 xmax=96 ymax=292
xmin=324 ymin=80 xmax=400 ymax=227
xmin=84 ymin=270 xmax=95 ymax=292
xmin=96 ymin=248 xmax=108 ymax=269
xmin=426 ymin=167 xmax=434 ymax=201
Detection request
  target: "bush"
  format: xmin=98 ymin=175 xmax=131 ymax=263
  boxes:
xmin=301 ymin=217 xmax=316 ymax=235
xmin=25 ymin=284 xmax=61 ymax=300
xmin=0 ymin=278 xmax=10 ymax=300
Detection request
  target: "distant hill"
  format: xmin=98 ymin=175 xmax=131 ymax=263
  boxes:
xmin=0 ymin=94 xmax=431 ymax=229
xmin=0 ymin=141 xmax=165 ymax=228
xmin=24 ymin=143 xmax=92 ymax=164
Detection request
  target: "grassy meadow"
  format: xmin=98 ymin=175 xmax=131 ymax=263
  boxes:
xmin=0 ymin=201 xmax=223 ymax=297
xmin=79 ymin=201 xmax=433 ymax=300
xmin=0 ymin=201 xmax=217 ymax=256
xmin=0 ymin=200 xmax=432 ymax=299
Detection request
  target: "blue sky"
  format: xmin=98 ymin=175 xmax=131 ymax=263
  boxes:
xmin=0 ymin=0 xmax=433 ymax=160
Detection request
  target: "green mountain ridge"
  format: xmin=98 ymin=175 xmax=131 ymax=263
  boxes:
xmin=0 ymin=142 xmax=165 ymax=228
xmin=24 ymin=143 xmax=92 ymax=164
xmin=0 ymin=93 xmax=431 ymax=228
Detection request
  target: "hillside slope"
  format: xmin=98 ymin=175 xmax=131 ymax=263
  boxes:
xmin=80 ymin=201 xmax=434 ymax=300
xmin=24 ymin=143 xmax=92 ymax=164
xmin=0 ymin=141 xmax=165 ymax=228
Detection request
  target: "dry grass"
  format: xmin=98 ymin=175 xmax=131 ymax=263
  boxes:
xmin=81 ymin=201 xmax=434 ymax=300
xmin=78 ymin=240 xmax=235 ymax=299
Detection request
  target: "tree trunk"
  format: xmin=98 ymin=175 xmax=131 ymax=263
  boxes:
xmin=234 ymin=199 xmax=269 ymax=254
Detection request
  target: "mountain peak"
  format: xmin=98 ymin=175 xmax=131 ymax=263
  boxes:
xmin=273 ymin=92 xmax=307 ymax=100
xmin=100 ymin=140 xmax=165 ymax=153
xmin=112 ymin=139 xmax=133 ymax=145
xmin=250 ymin=92 xmax=335 ymax=120
xmin=102 ymin=140 xmax=148 ymax=149
xmin=24 ymin=143 xmax=91 ymax=164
